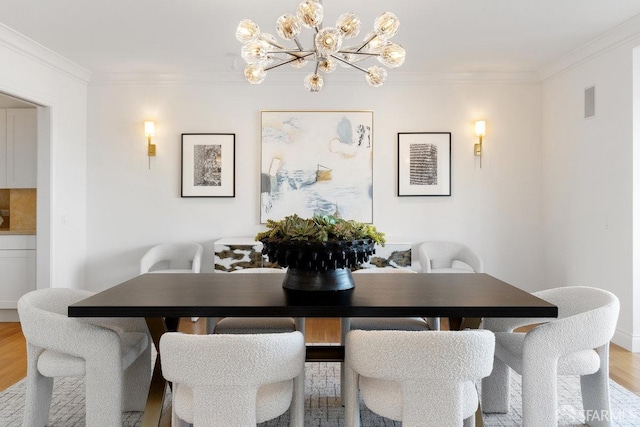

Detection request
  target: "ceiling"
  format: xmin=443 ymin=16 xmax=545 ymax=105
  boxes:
xmin=1 ymin=0 xmax=640 ymax=78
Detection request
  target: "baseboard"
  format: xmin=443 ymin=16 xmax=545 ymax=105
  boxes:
xmin=612 ymin=329 xmax=640 ymax=352
xmin=0 ymin=309 xmax=18 ymax=322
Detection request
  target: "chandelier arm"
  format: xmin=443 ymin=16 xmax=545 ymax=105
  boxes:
xmin=267 ymin=50 xmax=311 ymax=61
xmin=355 ymin=33 xmax=379 ymax=53
xmin=262 ymin=39 xmax=286 ymax=50
xmin=259 ymin=36 xmax=308 ymax=59
xmin=268 ymin=50 xmax=316 ymax=55
xmin=294 ymin=38 xmax=304 ymax=51
xmin=265 ymin=53 xmax=315 ymax=71
xmin=337 ymin=51 xmax=380 ymax=57
xmin=330 ymin=54 xmax=369 ymax=74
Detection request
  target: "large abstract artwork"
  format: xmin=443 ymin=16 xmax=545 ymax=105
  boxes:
xmin=181 ymin=133 xmax=235 ymax=197
xmin=261 ymin=111 xmax=373 ymax=223
xmin=397 ymin=132 xmax=451 ymax=196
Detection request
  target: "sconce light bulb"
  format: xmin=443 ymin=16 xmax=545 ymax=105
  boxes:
xmin=144 ymin=121 xmax=156 ymax=137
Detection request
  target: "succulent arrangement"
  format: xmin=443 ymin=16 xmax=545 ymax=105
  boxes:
xmin=255 ymin=214 xmax=386 ymax=246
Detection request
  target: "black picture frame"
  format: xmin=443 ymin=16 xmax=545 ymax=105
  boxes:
xmin=181 ymin=133 xmax=235 ymax=197
xmin=397 ymin=132 xmax=451 ymax=196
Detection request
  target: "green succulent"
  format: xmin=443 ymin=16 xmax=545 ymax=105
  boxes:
xmin=255 ymin=214 xmax=386 ymax=246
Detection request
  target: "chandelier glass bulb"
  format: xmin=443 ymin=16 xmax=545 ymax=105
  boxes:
xmin=244 ymin=64 xmax=266 ymax=84
xmin=241 ymin=40 xmax=268 ymax=65
xmin=304 ymin=73 xmax=324 ymax=92
xmin=366 ymin=66 xmax=387 ymax=87
xmin=236 ymin=2 xmax=404 ymax=92
xmin=297 ymin=0 xmax=323 ymax=29
xmin=236 ymin=19 xmax=260 ymax=43
xmin=374 ymin=12 xmax=400 ymax=39
xmin=318 ymin=57 xmax=337 ymax=73
xmin=315 ymin=27 xmax=343 ymax=57
xmin=276 ymin=13 xmax=302 ymax=40
xmin=378 ymin=43 xmax=406 ymax=68
xmin=336 ymin=12 xmax=361 ymax=39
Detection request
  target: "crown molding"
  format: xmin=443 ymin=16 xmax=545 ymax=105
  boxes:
xmin=89 ymin=71 xmax=244 ymax=86
xmin=539 ymin=14 xmax=640 ymax=81
xmin=389 ymin=72 xmax=540 ymax=85
xmin=89 ymin=70 xmax=540 ymax=86
xmin=0 ymin=23 xmax=90 ymax=84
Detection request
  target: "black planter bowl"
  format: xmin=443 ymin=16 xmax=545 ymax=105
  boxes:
xmin=260 ymin=238 xmax=376 ymax=292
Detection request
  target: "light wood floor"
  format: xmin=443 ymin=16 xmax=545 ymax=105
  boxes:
xmin=2 ymin=318 xmax=640 ymax=424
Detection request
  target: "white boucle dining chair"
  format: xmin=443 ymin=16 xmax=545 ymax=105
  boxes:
xmin=481 ymin=286 xmax=620 ymax=427
xmin=160 ymin=331 xmax=306 ymax=427
xmin=18 ymin=288 xmax=151 ymax=427
xmin=418 ymin=241 xmax=483 ymax=331
xmin=210 ymin=267 xmax=304 ymax=334
xmin=418 ymin=241 xmax=483 ymax=273
xmin=344 ymin=329 xmax=495 ymax=427
xmin=139 ymin=242 xmax=203 ymax=274
xmin=140 ymin=242 xmax=203 ymax=322
xmin=339 ymin=268 xmax=434 ymax=400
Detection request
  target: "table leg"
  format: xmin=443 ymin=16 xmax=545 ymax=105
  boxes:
xmin=461 ymin=317 xmax=482 ymax=330
xmin=142 ymin=356 xmax=166 ymax=427
xmin=141 ymin=317 xmax=171 ymax=427
xmin=448 ymin=317 xmax=463 ymax=331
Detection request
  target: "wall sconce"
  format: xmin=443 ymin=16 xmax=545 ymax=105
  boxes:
xmin=474 ymin=120 xmax=486 ymax=168
xmin=144 ymin=121 xmax=156 ymax=169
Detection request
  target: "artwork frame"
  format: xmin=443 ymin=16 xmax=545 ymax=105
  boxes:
xmin=181 ymin=133 xmax=235 ymax=198
xmin=397 ymin=132 xmax=451 ymax=196
xmin=261 ymin=110 xmax=374 ymax=223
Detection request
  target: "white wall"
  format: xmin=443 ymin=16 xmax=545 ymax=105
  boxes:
xmin=0 ymin=25 xmax=88 ymax=292
xmin=86 ymin=79 xmax=544 ymax=293
xmin=542 ymin=37 xmax=640 ymax=350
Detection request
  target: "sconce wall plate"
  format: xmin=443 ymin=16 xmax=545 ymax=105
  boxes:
xmin=474 ymin=137 xmax=482 ymax=156
xmin=474 ymin=120 xmax=486 ymax=168
xmin=144 ymin=120 xmax=156 ymax=169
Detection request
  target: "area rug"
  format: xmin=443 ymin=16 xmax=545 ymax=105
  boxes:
xmin=2 ymin=362 xmax=640 ymax=426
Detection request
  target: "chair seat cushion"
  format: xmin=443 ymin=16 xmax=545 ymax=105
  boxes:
xmin=37 ymin=332 xmax=149 ymax=377
xmin=494 ymin=332 xmax=601 ymax=375
xmin=214 ymin=317 xmax=296 ymax=334
xmin=349 ymin=317 xmax=430 ymax=331
xmin=359 ymin=376 xmax=478 ymax=421
xmin=173 ymin=379 xmax=293 ymax=424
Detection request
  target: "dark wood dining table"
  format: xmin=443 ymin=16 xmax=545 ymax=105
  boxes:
xmin=68 ymin=272 xmax=557 ymax=427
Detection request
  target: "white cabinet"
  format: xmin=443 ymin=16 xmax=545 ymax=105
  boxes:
xmin=0 ymin=108 xmax=37 ymax=189
xmin=0 ymin=235 xmax=36 ymax=309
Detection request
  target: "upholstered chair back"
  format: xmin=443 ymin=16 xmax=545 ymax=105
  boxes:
xmin=418 ymin=241 xmax=483 ymax=273
xmin=139 ymin=242 xmax=203 ymax=274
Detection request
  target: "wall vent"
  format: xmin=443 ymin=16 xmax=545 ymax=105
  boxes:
xmin=585 ymin=86 xmax=595 ymax=119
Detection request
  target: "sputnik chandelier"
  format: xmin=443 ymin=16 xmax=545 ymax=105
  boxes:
xmin=235 ymin=0 xmax=406 ymax=92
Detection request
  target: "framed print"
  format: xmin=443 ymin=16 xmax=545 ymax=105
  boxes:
xmin=181 ymin=133 xmax=235 ymax=197
xmin=398 ymin=132 xmax=451 ymax=196
xmin=260 ymin=110 xmax=373 ymax=223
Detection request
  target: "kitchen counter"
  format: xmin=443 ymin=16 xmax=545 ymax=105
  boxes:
xmin=0 ymin=229 xmax=36 ymax=235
